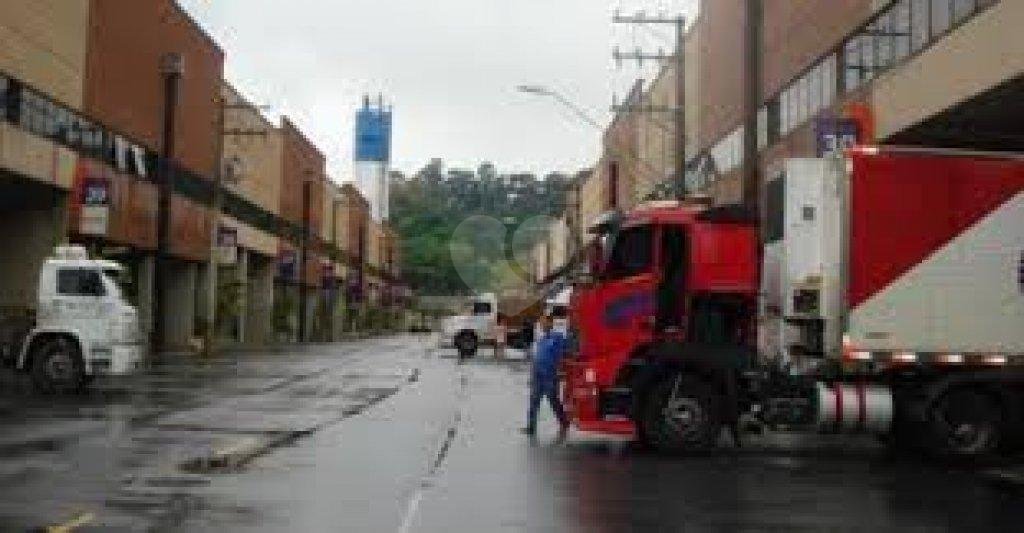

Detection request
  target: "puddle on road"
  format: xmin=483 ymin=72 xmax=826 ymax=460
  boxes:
xmin=144 ymin=475 xmax=212 ymax=488
xmin=398 ymin=364 xmax=470 ymax=533
xmin=106 ymin=490 xmax=263 ymax=531
xmin=0 ymin=437 xmax=62 ymax=457
xmin=176 ymin=381 xmax=409 ymax=475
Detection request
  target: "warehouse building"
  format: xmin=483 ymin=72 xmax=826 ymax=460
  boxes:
xmin=692 ymin=0 xmax=1021 ymax=205
xmin=0 ymin=0 xmax=87 ymax=319
xmin=1 ymin=0 xmax=404 ymax=353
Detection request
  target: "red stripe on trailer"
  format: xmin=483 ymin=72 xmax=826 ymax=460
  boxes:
xmin=848 ymin=153 xmax=1024 ymax=308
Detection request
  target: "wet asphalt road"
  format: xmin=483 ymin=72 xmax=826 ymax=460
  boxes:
xmin=1 ymin=335 xmax=1022 ymax=532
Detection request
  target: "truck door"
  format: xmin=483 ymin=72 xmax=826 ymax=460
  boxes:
xmin=594 ymin=224 xmax=657 ymax=366
xmin=656 ymin=225 xmax=687 ymax=333
xmin=51 ymin=267 xmax=108 ymax=343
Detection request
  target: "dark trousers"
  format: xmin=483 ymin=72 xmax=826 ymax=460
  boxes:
xmin=527 ymin=375 xmax=568 ymax=433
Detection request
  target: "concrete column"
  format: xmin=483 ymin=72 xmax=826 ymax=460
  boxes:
xmin=246 ymin=256 xmax=274 ymax=346
xmin=276 ymin=283 xmax=299 ymax=343
xmin=332 ymin=291 xmax=344 ymax=341
xmin=0 ymin=207 xmax=62 ymax=309
xmin=304 ymin=290 xmax=317 ymax=342
xmin=196 ymin=261 xmax=213 ymax=340
xmin=235 ymin=250 xmax=248 ymax=344
xmin=162 ymin=261 xmax=197 ymax=350
xmin=137 ymin=255 xmax=156 ymax=341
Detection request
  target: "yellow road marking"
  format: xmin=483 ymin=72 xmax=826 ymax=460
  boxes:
xmin=46 ymin=511 xmax=95 ymax=533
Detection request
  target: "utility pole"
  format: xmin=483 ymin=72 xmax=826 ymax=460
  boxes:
xmin=298 ymin=176 xmax=312 ymax=342
xmin=155 ymin=52 xmax=183 ymax=353
xmin=330 ymin=195 xmax=341 ymax=340
xmin=205 ymin=97 xmax=267 ymax=355
xmin=612 ymin=12 xmax=687 ymax=199
xmin=743 ymin=0 xmax=763 ymax=222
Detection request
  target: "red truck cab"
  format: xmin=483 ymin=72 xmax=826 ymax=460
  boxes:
xmin=564 ymin=201 xmax=760 ymax=444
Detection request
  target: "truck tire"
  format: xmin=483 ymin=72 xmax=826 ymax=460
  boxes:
xmin=30 ymin=336 xmax=85 ymax=394
xmin=455 ymin=331 xmax=478 ymax=360
xmin=926 ymin=388 xmax=1003 ymax=459
xmin=640 ymin=373 xmax=721 ymax=453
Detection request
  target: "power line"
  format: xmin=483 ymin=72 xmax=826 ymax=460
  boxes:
xmin=611 ymin=10 xmax=688 ymax=199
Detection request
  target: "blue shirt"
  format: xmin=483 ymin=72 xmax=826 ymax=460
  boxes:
xmin=532 ymin=331 xmax=567 ymax=381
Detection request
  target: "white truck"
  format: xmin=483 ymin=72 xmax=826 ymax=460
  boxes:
xmin=440 ymin=292 xmax=539 ymax=357
xmin=0 ymin=245 xmax=145 ymax=392
xmin=564 ymin=147 xmax=1024 ymax=458
xmin=440 ymin=293 xmax=501 ymax=357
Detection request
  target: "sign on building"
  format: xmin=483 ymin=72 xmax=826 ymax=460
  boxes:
xmin=216 ymin=226 xmax=238 ymax=265
xmin=277 ymin=249 xmax=298 ymax=281
xmin=80 ymin=177 xmax=110 ymax=236
xmin=815 ymin=118 xmax=861 ymax=157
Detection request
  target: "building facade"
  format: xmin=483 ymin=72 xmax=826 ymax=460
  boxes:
xmin=219 ymin=82 xmax=281 ymax=345
xmin=560 ymin=0 xmax=1018 ymax=279
xmin=693 ymin=0 xmax=1018 ymax=207
xmin=0 ymin=0 xmax=403 ymax=353
xmin=80 ymin=0 xmax=225 ymax=347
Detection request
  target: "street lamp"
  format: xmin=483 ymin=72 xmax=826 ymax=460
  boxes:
xmin=516 ymin=82 xmax=682 ymax=200
xmin=515 ymin=85 xmax=604 ymax=131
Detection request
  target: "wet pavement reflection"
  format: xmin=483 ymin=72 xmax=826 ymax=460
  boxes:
xmin=1 ymin=336 xmax=1021 ymax=531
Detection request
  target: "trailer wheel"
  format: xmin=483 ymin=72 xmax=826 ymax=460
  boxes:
xmin=455 ymin=331 xmax=478 ymax=360
xmin=640 ymin=373 xmax=720 ymax=453
xmin=30 ymin=336 xmax=85 ymax=394
xmin=927 ymin=388 xmax=1002 ymax=459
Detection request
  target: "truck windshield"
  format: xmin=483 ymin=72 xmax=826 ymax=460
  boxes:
xmin=604 ymin=225 xmax=654 ymax=279
xmin=472 ymin=302 xmax=492 ymax=315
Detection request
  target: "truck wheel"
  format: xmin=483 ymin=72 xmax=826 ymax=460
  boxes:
xmin=455 ymin=332 xmax=478 ymax=359
xmin=641 ymin=373 xmax=720 ymax=453
xmin=30 ymin=337 xmax=85 ymax=394
xmin=927 ymin=388 xmax=1002 ymax=459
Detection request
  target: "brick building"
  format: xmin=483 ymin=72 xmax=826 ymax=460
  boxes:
xmin=692 ymin=0 xmax=1020 ymax=207
xmin=569 ymin=0 xmax=1020 ymax=236
xmin=78 ymin=0 xmax=225 ymax=347
xmin=0 ymin=0 xmax=403 ymax=352
xmin=0 ymin=0 xmax=89 ymax=310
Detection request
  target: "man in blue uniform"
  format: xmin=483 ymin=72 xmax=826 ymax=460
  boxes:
xmin=522 ymin=315 xmax=569 ymax=439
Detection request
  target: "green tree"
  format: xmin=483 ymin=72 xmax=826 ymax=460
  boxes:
xmin=391 ymin=159 xmax=570 ymax=296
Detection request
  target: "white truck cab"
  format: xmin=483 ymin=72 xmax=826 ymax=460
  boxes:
xmin=440 ymin=293 xmax=499 ymax=356
xmin=11 ymin=245 xmax=145 ymax=392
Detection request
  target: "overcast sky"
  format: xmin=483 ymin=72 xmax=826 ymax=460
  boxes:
xmin=178 ymin=0 xmax=698 ymax=180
